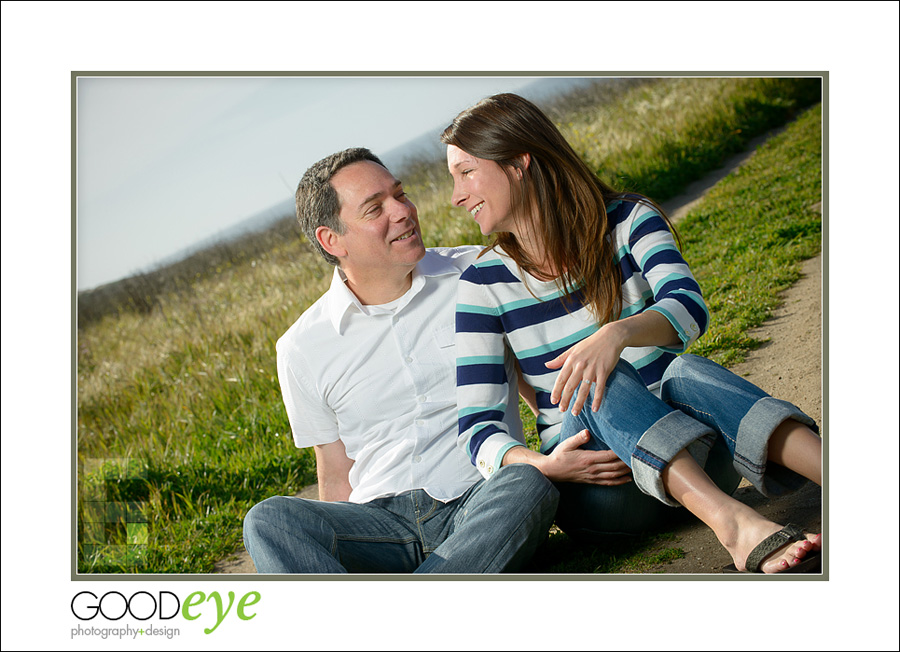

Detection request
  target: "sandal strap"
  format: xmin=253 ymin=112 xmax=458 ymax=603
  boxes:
xmin=746 ymin=523 xmax=806 ymax=573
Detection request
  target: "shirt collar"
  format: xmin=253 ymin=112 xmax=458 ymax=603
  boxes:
xmin=325 ymin=250 xmax=461 ymax=335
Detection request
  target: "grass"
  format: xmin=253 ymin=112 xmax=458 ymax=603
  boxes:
xmin=678 ymin=104 xmax=822 ymax=366
xmin=76 ymin=77 xmax=822 ymax=574
xmin=525 ymin=531 xmax=686 ymax=574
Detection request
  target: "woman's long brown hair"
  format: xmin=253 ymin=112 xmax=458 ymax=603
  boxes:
xmin=441 ymin=92 xmax=677 ymax=326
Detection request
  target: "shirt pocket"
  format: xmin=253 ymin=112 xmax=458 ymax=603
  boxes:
xmin=432 ymin=322 xmax=456 ymax=365
xmin=433 ymin=321 xmax=455 ymax=347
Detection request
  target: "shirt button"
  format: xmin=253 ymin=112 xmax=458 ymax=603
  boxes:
xmin=487 ymin=466 xmax=494 ymax=474
xmin=689 ymin=323 xmax=698 ymax=332
xmin=478 ymin=460 xmax=485 ymax=468
xmin=405 ymin=356 xmax=413 ymax=363
xmin=413 ymin=455 xmax=422 ymax=463
xmin=416 ymin=395 xmax=426 ymax=403
xmin=415 ymin=419 xmax=424 ymax=426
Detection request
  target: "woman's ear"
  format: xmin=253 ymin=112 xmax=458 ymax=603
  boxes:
xmin=514 ymin=152 xmax=531 ymax=179
xmin=316 ymin=225 xmax=347 ymax=260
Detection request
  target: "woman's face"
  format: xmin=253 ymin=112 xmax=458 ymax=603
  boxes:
xmin=447 ymin=144 xmax=521 ymax=237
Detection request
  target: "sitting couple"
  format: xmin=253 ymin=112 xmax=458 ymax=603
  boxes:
xmin=243 ymin=93 xmax=822 ymax=574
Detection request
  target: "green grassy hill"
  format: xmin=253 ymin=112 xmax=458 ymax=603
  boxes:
xmin=76 ymin=77 xmax=822 ymax=573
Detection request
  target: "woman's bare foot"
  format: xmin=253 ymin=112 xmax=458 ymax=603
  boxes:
xmin=720 ymin=507 xmax=821 ymax=573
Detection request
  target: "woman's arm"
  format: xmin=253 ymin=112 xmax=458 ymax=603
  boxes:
xmin=458 ymin=260 xmax=632 ymax=486
xmin=456 ymin=266 xmax=528 ymax=479
xmin=548 ymin=310 xmax=680 ymax=414
xmin=512 ymin=354 xmax=632 ymax=484
xmin=514 ymin=358 xmax=539 ymax=417
xmin=547 ymin=203 xmax=709 ymax=415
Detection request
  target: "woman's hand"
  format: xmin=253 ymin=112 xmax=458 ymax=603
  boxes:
xmin=546 ymin=322 xmax=626 ymax=416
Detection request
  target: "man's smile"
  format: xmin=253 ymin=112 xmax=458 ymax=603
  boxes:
xmin=392 ymin=228 xmax=417 ymax=242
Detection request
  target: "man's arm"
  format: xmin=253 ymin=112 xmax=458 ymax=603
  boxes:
xmin=314 ymin=439 xmax=354 ymax=501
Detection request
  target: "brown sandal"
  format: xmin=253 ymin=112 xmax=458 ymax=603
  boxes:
xmin=723 ymin=523 xmax=821 ymax=573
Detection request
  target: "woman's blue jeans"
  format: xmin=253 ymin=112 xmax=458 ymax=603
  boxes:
xmin=554 ymin=354 xmax=817 ymax=541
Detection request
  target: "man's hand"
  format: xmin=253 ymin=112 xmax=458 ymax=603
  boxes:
xmin=541 ymin=431 xmax=632 ymax=484
xmin=502 ymin=430 xmax=632 ymax=485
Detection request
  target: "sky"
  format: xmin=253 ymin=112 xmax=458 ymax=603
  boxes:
xmin=77 ymin=75 xmax=591 ymax=290
xmin=2 ymin=1 xmax=899 ymax=650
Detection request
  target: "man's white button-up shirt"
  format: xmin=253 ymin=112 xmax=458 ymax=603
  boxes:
xmin=276 ymin=247 xmax=524 ymax=504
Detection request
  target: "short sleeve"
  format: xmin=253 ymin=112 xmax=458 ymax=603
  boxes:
xmin=276 ymin=341 xmax=340 ymax=449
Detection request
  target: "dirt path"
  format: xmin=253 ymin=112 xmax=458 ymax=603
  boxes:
xmin=643 ymin=128 xmax=823 ymax=573
xmin=215 ymin=128 xmax=823 ymax=575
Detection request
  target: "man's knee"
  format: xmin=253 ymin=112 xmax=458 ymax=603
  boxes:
xmin=496 ymin=463 xmax=559 ymax=506
xmin=244 ymin=497 xmax=274 ymax=539
xmin=244 ymin=496 xmax=302 ymax=540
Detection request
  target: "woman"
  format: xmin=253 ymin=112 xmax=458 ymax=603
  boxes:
xmin=443 ymin=93 xmax=822 ymax=573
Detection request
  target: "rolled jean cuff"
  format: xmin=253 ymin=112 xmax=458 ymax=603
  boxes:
xmin=632 ymin=410 xmax=717 ymax=507
xmin=735 ymin=396 xmax=817 ymax=496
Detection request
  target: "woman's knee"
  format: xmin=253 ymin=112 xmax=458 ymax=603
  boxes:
xmin=610 ymin=358 xmax=646 ymax=386
xmin=661 ymin=353 xmax=702 ymax=384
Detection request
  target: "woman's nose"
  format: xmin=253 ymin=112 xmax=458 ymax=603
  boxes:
xmin=450 ymin=182 xmax=467 ymax=207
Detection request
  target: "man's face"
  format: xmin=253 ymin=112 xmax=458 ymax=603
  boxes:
xmin=330 ymin=160 xmax=425 ymax=280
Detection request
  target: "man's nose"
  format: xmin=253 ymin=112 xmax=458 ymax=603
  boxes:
xmin=390 ymin=196 xmax=413 ymax=221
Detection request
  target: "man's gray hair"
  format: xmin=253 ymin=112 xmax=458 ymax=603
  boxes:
xmin=295 ymin=147 xmax=387 ymax=266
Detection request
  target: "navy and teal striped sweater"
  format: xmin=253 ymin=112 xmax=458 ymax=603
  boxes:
xmin=456 ymin=199 xmax=710 ymax=478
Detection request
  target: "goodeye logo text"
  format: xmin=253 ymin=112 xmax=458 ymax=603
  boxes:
xmin=71 ymin=590 xmax=260 ymax=636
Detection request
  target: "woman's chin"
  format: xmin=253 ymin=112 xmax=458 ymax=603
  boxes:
xmin=475 ymin=222 xmax=494 ymax=237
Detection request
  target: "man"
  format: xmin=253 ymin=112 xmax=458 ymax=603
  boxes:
xmin=242 ymin=147 xmax=562 ymax=573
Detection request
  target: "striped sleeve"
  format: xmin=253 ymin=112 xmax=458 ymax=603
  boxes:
xmin=456 ymin=261 xmax=526 ymax=479
xmin=616 ymin=202 xmax=709 ymax=352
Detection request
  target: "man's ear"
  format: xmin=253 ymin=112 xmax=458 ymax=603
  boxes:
xmin=316 ymin=225 xmax=347 ymax=260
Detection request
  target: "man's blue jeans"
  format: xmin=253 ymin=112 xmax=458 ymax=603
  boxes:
xmin=554 ymin=354 xmax=817 ymax=541
xmin=243 ymin=463 xmax=559 ymax=573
